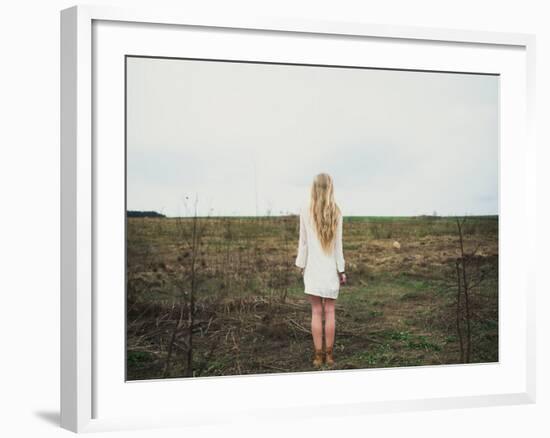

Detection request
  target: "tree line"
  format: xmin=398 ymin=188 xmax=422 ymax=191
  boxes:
xmin=127 ymin=210 xmax=166 ymax=218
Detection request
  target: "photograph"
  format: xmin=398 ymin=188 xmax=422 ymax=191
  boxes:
xmin=125 ymin=55 xmax=499 ymax=380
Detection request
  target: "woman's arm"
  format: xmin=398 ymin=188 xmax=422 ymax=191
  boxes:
xmin=295 ymin=209 xmax=308 ymax=269
xmin=335 ymin=212 xmax=345 ymax=274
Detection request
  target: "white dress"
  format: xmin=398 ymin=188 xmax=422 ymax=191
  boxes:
xmin=295 ymin=204 xmax=345 ymax=299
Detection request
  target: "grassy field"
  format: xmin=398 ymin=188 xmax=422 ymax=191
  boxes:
xmin=126 ymin=215 xmax=498 ymax=380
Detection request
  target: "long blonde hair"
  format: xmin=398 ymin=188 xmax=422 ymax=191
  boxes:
xmin=309 ymin=173 xmax=341 ymax=254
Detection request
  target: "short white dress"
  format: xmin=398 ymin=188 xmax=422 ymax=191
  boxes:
xmin=295 ymin=204 xmax=345 ymax=299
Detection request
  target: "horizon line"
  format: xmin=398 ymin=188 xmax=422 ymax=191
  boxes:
xmin=126 ymin=211 xmax=499 ymax=219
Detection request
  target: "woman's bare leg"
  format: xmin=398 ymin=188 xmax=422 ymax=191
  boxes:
xmin=324 ymin=298 xmax=336 ymax=351
xmin=308 ymin=295 xmax=323 ymax=351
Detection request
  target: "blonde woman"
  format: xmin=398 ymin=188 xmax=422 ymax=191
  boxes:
xmin=295 ymin=173 xmax=346 ymax=368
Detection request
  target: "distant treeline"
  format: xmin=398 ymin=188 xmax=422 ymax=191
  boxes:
xmin=126 ymin=211 xmax=498 ymax=220
xmin=127 ymin=210 xmax=166 ymax=218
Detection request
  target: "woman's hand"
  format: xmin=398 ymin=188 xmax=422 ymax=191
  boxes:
xmin=339 ymin=272 xmax=347 ymax=285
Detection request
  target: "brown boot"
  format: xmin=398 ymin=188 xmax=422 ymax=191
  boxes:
xmin=312 ymin=348 xmax=324 ymax=368
xmin=325 ymin=346 xmax=335 ymax=367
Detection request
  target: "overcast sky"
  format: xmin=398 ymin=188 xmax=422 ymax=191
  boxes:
xmin=126 ymin=57 xmax=498 ymax=217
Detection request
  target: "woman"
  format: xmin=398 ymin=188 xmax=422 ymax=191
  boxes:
xmin=295 ymin=173 xmax=346 ymax=368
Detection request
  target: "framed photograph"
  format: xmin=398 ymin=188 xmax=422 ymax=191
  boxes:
xmin=60 ymin=5 xmax=536 ymax=433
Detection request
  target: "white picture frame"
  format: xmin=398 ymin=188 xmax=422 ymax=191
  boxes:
xmin=60 ymin=4 xmax=536 ymax=433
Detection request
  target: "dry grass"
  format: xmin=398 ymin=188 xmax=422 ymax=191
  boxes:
xmin=126 ymin=215 xmax=498 ymax=379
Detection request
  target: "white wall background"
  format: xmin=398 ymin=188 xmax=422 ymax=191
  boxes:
xmin=0 ymin=1 xmax=547 ymax=437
